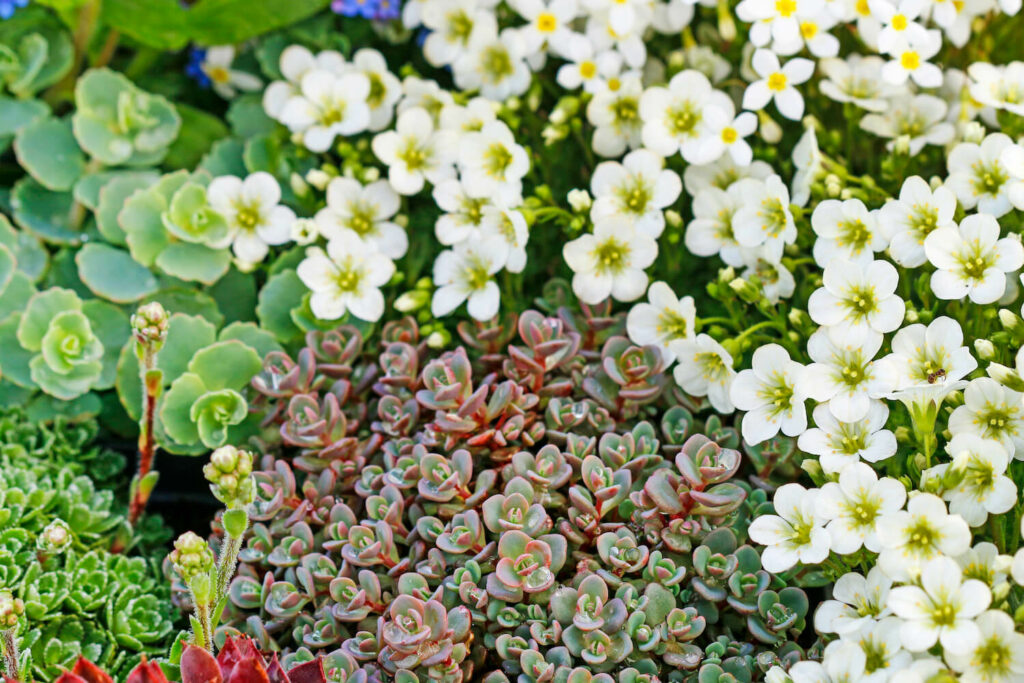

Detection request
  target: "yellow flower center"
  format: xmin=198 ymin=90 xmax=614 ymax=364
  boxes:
xmin=900 ymin=51 xmax=920 ymax=70
xmin=775 ymin=0 xmax=797 ymax=16
xmin=537 ymin=12 xmax=557 ymax=32
xmin=892 ymin=13 xmax=908 ymax=29
xmin=721 ymin=126 xmax=738 ymax=143
xmin=800 ymin=21 xmax=818 ymax=37
xmin=580 ymin=61 xmax=597 ymax=79
xmin=767 ymin=72 xmax=788 ymax=91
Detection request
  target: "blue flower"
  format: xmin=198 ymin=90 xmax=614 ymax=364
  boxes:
xmin=185 ymin=47 xmax=211 ymax=88
xmin=0 ymin=0 xmax=29 ymax=20
xmin=331 ymin=0 xmax=401 ymax=19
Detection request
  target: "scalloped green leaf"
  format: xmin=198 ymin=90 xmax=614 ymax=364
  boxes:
xmin=76 ymin=243 xmax=158 ymax=303
xmin=11 ymin=178 xmax=81 ymax=245
xmin=14 ymin=117 xmax=85 ymax=192
xmin=159 ymin=372 xmax=207 ymax=446
xmin=256 ymin=269 xmax=305 ymax=343
xmin=30 ymin=354 xmax=101 ymax=400
xmin=209 ymin=267 xmax=256 ymax=325
xmin=0 ymin=271 xmax=36 ymax=322
xmin=218 ymin=322 xmax=282 ymax=359
xmin=82 ymin=299 xmax=130 ymax=391
xmin=0 ymin=97 xmax=49 ymax=137
xmin=198 ymin=137 xmax=247 ymax=178
xmin=155 ymin=242 xmax=231 ymax=284
xmin=187 ymin=340 xmax=262 ymax=391
xmin=0 ymin=314 xmax=36 ymax=389
xmin=0 ymin=214 xmax=47 ymax=282
xmin=93 ymin=173 xmax=160 ymax=245
xmin=17 ymin=286 xmax=80 ymax=352
xmin=0 ymin=243 xmax=14 ymax=297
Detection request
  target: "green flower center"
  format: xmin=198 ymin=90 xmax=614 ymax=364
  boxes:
xmin=843 ymin=495 xmax=881 ymax=527
xmin=831 ymin=423 xmax=868 ymax=455
xmin=974 ymin=636 xmax=1012 ymax=673
xmin=838 ymin=218 xmax=872 ymax=251
xmin=399 ymin=140 xmax=428 ymax=170
xmin=485 ymin=143 xmax=513 ymax=179
xmin=367 ymin=72 xmax=385 ymax=108
xmin=617 ymin=178 xmax=652 ymax=214
xmin=759 ymin=373 xmax=794 ymax=415
xmin=612 ymin=97 xmax=638 ymax=125
xmin=481 ymin=46 xmax=513 ymax=81
xmin=334 ymin=265 xmax=362 ymax=293
xmin=320 ymin=100 xmax=347 ymax=126
xmin=347 ymin=203 xmax=376 ymax=236
xmin=905 ymin=520 xmax=938 ymax=554
xmin=658 ymin=310 xmax=689 ymax=340
xmin=862 ymin=640 xmax=889 ymax=673
xmin=593 ymin=239 xmax=630 ymax=274
xmin=464 ymin=259 xmax=492 ymax=291
xmin=697 ymin=352 xmax=729 ymax=381
xmin=930 ymin=601 xmax=958 ymax=627
xmin=235 ymin=205 xmax=260 ymax=231
xmin=978 ymin=406 xmax=1016 ymax=438
xmin=448 ymin=9 xmax=474 ymax=41
xmin=758 ymin=198 xmax=789 ymax=237
xmin=957 ymin=245 xmax=995 ymax=281
xmin=910 ymin=203 xmax=939 ymax=241
xmin=669 ymin=102 xmax=701 ymax=137
xmin=972 ymin=161 xmax=1007 ymax=196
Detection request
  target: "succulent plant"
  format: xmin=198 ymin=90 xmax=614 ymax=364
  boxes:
xmin=198 ymin=302 xmax=810 ymax=679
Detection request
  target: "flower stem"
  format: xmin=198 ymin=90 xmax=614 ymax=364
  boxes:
xmin=2 ymin=629 xmax=19 ymax=682
xmin=128 ymin=348 xmax=160 ymax=526
xmin=215 ymin=528 xmax=246 ymax=602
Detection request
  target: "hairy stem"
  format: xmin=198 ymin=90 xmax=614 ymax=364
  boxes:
xmin=2 ymin=629 xmax=19 ymax=682
xmin=128 ymin=350 xmax=160 ymax=526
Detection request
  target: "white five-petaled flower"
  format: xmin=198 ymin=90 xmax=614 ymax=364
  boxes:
xmin=946 ymin=133 xmax=1018 ymax=217
xmin=198 ymin=46 xmax=262 ymax=99
xmin=813 ymin=568 xmax=893 ymax=635
xmin=798 ymin=402 xmax=897 ymax=474
xmin=742 ymin=49 xmax=815 ymax=121
xmin=697 ymin=103 xmax=758 ymax=167
xmin=876 ymin=492 xmax=971 ymax=580
xmin=819 ymin=54 xmax=903 ymax=112
xmin=880 ymin=28 xmax=942 ymax=87
xmin=889 ymin=555 xmax=991 ymax=655
xmin=685 ymin=185 xmax=745 ymax=267
xmin=263 ymin=45 xmax=346 ymax=120
xmin=563 ymin=217 xmax=657 ymax=304
xmin=372 ymin=107 xmax=456 ymax=195
xmin=925 ymin=213 xmax=1024 ymax=305
xmin=626 ymin=281 xmax=695 ymax=365
xmin=207 ymin=172 xmax=295 ymax=266
xmin=803 ymin=325 xmax=889 ymax=423
xmin=944 ymin=610 xmax=1024 ymax=681
xmin=590 ymin=148 xmax=682 ymax=238
xmin=879 ymin=175 xmax=957 ymax=268
xmin=810 ymin=199 xmax=886 ymax=267
xmin=817 ymin=462 xmax=906 ymax=554
xmin=878 ymin=316 xmax=977 ymax=395
xmin=859 ymin=94 xmax=954 ymax=155
xmin=431 ymin=236 xmax=509 ymax=321
xmin=670 ymin=334 xmax=737 ymax=413
xmin=639 ymin=69 xmax=733 ymax=163
xmin=841 ymin=617 xmax=913 ymax=681
xmin=297 ymin=234 xmax=395 ymax=322
xmin=926 ymin=434 xmax=1016 ymax=527
xmin=452 ymin=28 xmax=532 ymax=101
xmin=730 ymin=343 xmax=810 ymax=444
xmin=280 ymin=69 xmax=371 ymax=153
xmin=748 ymin=483 xmax=830 ymax=572
xmin=457 ymin=120 xmax=530 ymax=205
xmin=315 ymin=177 xmax=407 ymax=259
xmin=948 ymin=377 xmax=1024 ymax=458
xmin=731 ymin=174 xmax=797 ymax=261
xmin=587 ymin=75 xmax=645 ymax=158
xmin=807 ymin=258 xmax=904 ymax=341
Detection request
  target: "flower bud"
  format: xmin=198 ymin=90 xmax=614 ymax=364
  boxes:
xmin=131 ymin=302 xmax=169 ymax=352
xmin=1001 ymin=308 xmax=1024 ymax=335
xmin=893 ymin=135 xmax=911 ymax=156
xmin=961 ymin=120 xmax=986 ymax=144
xmin=426 ymin=329 xmax=450 ymax=348
xmin=204 ymin=445 xmax=255 ymax=508
xmin=290 ymin=172 xmax=310 ymax=198
xmin=757 ymin=111 xmax=782 ymax=144
xmin=567 ymin=189 xmax=592 ymax=213
xmin=974 ymin=338 xmax=996 ymax=360
xmin=395 ymin=289 xmax=430 ymax=312
xmin=170 ymin=532 xmax=215 ymax=583
xmin=362 ymin=166 xmax=381 ymax=183
xmin=0 ymin=592 xmax=23 ymax=629
xmin=38 ymin=518 xmax=72 ymax=554
xmin=290 ymin=218 xmax=319 ymax=245
xmin=305 ymin=169 xmax=331 ymax=191
xmin=729 ymin=277 xmax=761 ymax=304
xmin=665 ymin=209 xmax=683 ymax=228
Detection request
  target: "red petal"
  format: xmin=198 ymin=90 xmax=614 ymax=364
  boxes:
xmin=181 ymin=644 xmax=222 ymax=683
xmin=70 ymin=658 xmax=114 ymax=683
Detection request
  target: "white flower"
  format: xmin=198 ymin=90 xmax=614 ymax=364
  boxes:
xmin=398 ymin=76 xmax=455 ymax=122
xmin=626 ymin=282 xmax=695 ymax=365
xmin=1003 ymin=141 xmax=1024 ymax=210
xmin=421 ymin=0 xmax=497 ymax=67
xmin=639 ymin=69 xmax=732 ymax=163
xmin=739 ymin=248 xmax=796 ymax=303
xmin=798 ymin=402 xmax=897 ymax=474
xmin=297 ymin=234 xmax=395 ymax=322
xmin=791 ymin=124 xmax=823 ymax=207
xmin=350 ymin=49 xmax=402 ymax=131
xmin=880 ymin=29 xmax=943 ymax=87
xmin=697 ymin=105 xmax=758 ymax=167
xmin=685 ymin=185 xmax=745 ymax=267
xmin=860 ymin=94 xmax=954 ymax=155
xmin=819 ymin=55 xmax=903 ymax=112
xmin=556 ymin=48 xmax=623 ymax=93
xmin=458 ymin=120 xmax=530 ymax=205
xmin=315 ymin=178 xmax=407 ymax=259
xmin=280 ymin=70 xmax=371 ymax=152
xmin=876 ymin=492 xmax=971 ymax=580
xmin=817 ymin=462 xmax=906 ymax=554
xmin=872 ymin=0 xmax=930 ymax=55
xmin=748 ymin=483 xmax=830 ymax=572
xmin=933 ymin=435 xmax=1015 ymax=527
xmin=956 ymin=542 xmax=1012 ymax=590
xmin=925 ymin=214 xmax=1024 ymax=304
xmin=842 ymin=617 xmax=913 ymax=681
xmin=452 ymin=28 xmax=531 ymax=101
xmin=878 ymin=316 xmax=977 ymax=394
xmin=736 ymin=0 xmax=824 ymax=51
xmin=803 ymin=326 xmax=888 ymax=423
xmin=807 ymin=259 xmax=904 ymax=341
xmin=968 ymin=62 xmax=1024 ymax=117
xmin=432 ymin=179 xmax=498 ymax=246
xmin=810 ymin=199 xmax=886 ymax=267
xmin=511 ymin=0 xmax=581 ymax=58
xmin=731 ymin=174 xmax=797 ymax=261
xmin=590 ymin=149 xmax=682 ymax=238
xmin=879 ymin=176 xmax=958 ymax=268
xmin=670 ymin=334 xmax=737 ymax=413
xmin=586 ymin=75 xmax=644 ymax=157
xmin=683 ymin=155 xmax=773 ymax=196
xmin=431 ymin=237 xmax=509 ymax=320
xmin=946 ymin=133 xmax=1017 ymax=216
xmin=889 ymin=555 xmax=991 ymax=655
xmin=948 ymin=377 xmax=1024 ymax=457
xmin=814 ymin=568 xmax=893 ymax=635
xmin=742 ymin=49 xmax=814 ymax=121
xmin=207 ymin=172 xmax=295 ymax=265
xmin=944 ymin=610 xmax=1024 ymax=682
xmin=563 ymin=217 xmax=657 ymax=304
xmin=263 ymin=46 xmax=346 ymax=120
xmin=199 ymin=46 xmax=262 ymax=99
xmin=372 ymin=107 xmax=456 ymax=195
xmin=290 ymin=218 xmax=319 ymax=245
xmin=439 ymin=97 xmax=498 ymax=134
xmin=480 ymin=205 xmax=530 ymax=273
xmin=815 ymin=640 xmax=869 ymax=683
xmin=730 ymin=343 xmax=810 ymax=444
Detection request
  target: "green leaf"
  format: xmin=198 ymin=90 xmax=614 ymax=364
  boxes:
xmin=143 ymin=288 xmax=224 ymax=328
xmin=11 ymin=178 xmax=81 ymax=245
xmin=155 ymin=242 xmax=231 ymax=284
xmin=121 ymin=185 xmax=172 ymax=266
xmin=208 ymin=267 xmax=257 ymax=325
xmin=191 ymin=388 xmax=247 ymax=448
xmin=14 ymin=117 xmax=85 ymax=191
xmin=17 ymin=286 xmax=80 ymax=351
xmin=256 ymin=269 xmax=305 ymax=343
xmin=198 ymin=138 xmax=247 ymax=178
xmin=30 ymin=353 xmax=101 ymax=400
xmin=94 ymin=172 xmax=160 ymax=245
xmin=99 ymin=0 xmax=189 ymax=50
xmin=81 ymin=299 xmax=130 ymax=391
xmin=187 ymin=340 xmax=262 ymax=391
xmin=0 ymin=314 xmax=36 ymax=389
xmin=164 ymin=103 xmax=230 ymax=171
xmin=0 ymin=243 xmax=15 ymax=297
xmin=0 ymin=215 xmax=46 ymax=282
xmin=160 ymin=372 xmax=207 ymax=446
xmin=76 ymin=243 xmax=158 ymax=303
xmin=218 ymin=322 xmax=282 ymax=359
xmin=0 ymin=97 xmax=49 ymax=137
xmin=226 ymin=96 xmax=277 ymax=137
xmin=0 ymin=272 xmax=37 ymax=321
xmin=26 ymin=392 xmax=103 ymax=423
